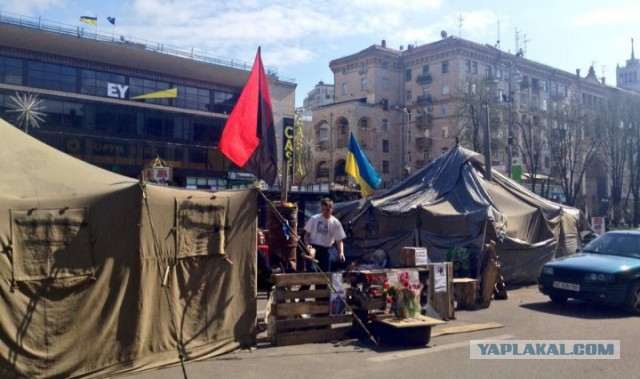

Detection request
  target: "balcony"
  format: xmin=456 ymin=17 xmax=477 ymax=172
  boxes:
xmin=415 ymin=114 xmax=433 ymax=130
xmin=416 ymin=94 xmax=433 ymax=105
xmin=416 ymin=73 xmax=433 ymax=84
xmin=415 ymin=137 xmax=433 ymax=149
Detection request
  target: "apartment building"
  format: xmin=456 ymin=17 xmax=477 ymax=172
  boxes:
xmin=311 ymin=36 xmax=614 ymax=195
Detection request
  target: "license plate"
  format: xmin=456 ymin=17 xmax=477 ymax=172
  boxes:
xmin=553 ymin=281 xmax=580 ymax=292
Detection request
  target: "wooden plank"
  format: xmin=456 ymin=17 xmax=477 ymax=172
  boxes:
xmin=431 ymin=322 xmax=504 ymax=337
xmin=272 ymin=326 xmax=353 ymax=346
xmin=275 ymin=315 xmax=353 ymax=331
xmin=273 ymin=272 xmax=330 ymax=286
xmin=428 ymin=263 xmax=454 ymax=320
xmin=274 ymin=288 xmax=329 ymax=301
xmin=273 ymin=301 xmax=329 ymax=317
xmin=374 ymin=314 xmax=445 ymax=328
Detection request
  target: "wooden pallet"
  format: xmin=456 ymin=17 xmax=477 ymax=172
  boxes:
xmin=269 ymin=264 xmax=453 ymax=346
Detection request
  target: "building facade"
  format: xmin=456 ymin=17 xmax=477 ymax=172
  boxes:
xmin=310 ymin=36 xmax=621 ymax=201
xmin=0 ymin=14 xmax=296 ymax=189
xmin=616 ymin=40 xmax=640 ymax=93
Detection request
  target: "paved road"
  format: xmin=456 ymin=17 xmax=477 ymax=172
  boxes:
xmin=124 ymin=285 xmax=640 ymax=379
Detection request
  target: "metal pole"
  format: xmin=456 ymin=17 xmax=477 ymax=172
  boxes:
xmin=329 ymin=112 xmax=334 ymax=184
xmin=507 ymin=65 xmax=513 ymax=179
xmin=483 ymin=102 xmax=492 ymax=181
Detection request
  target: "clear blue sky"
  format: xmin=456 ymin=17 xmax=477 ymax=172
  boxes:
xmin=3 ymin=0 xmax=639 ymax=107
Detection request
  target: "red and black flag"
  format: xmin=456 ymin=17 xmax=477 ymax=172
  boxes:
xmin=218 ymin=47 xmax=277 ymax=185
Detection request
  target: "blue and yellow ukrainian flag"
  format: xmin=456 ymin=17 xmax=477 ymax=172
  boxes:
xmin=346 ymin=132 xmax=381 ymax=197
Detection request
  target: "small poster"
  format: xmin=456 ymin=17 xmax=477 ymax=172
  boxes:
xmin=330 ymin=273 xmax=346 ymax=316
xmin=434 ymin=263 xmax=447 ymax=293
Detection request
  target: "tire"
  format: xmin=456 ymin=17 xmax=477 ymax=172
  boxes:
xmin=549 ymin=294 xmax=567 ymax=303
xmin=625 ymin=282 xmax=640 ymax=315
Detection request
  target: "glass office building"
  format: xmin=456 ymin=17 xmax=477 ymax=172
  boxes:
xmin=0 ymin=14 xmax=296 ymax=188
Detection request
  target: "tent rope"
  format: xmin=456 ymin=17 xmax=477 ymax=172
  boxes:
xmin=257 ymin=190 xmax=378 ymax=346
xmin=139 ymin=180 xmax=189 ymax=379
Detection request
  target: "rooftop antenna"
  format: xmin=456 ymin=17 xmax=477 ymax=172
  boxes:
xmin=495 ymin=20 xmax=501 ymax=49
xmin=458 ymin=13 xmax=465 ymax=37
xmin=515 ymin=28 xmax=520 ymax=54
xmin=632 ymin=38 xmax=636 ymax=60
xmin=523 ymin=33 xmax=530 ymax=57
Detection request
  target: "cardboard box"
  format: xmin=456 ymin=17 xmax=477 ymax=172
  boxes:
xmin=400 ymin=247 xmax=428 ymax=267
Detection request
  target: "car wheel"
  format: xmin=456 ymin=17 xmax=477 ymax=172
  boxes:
xmin=625 ymin=282 xmax=640 ymax=315
xmin=549 ymin=294 xmax=567 ymax=303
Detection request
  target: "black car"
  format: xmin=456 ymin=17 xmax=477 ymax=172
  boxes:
xmin=538 ymin=230 xmax=640 ymax=314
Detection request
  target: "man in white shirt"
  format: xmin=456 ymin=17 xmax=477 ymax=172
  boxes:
xmin=303 ymin=197 xmax=347 ymax=272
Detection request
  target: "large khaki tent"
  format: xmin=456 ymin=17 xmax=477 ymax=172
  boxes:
xmin=335 ymin=145 xmax=590 ymax=283
xmin=0 ymin=118 xmax=258 ymax=378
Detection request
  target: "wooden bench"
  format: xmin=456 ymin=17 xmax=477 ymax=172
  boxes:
xmin=371 ymin=314 xmax=445 ymax=346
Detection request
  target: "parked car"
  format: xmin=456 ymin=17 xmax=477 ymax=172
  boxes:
xmin=538 ymin=230 xmax=640 ymax=314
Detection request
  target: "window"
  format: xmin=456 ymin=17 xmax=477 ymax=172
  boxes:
xmin=382 ymin=78 xmax=389 ymax=90
xmin=441 ymin=105 xmax=449 ymax=117
xmin=342 ymin=67 xmax=347 ymax=75
xmin=542 ymin=99 xmax=548 ymax=111
xmin=485 ymin=66 xmax=492 ymax=79
xmin=442 ymin=60 xmax=449 ymax=73
xmin=0 ymin=57 xmax=23 ymax=85
xmin=382 ymin=160 xmax=389 ymax=173
xmin=541 ymin=80 xmax=548 ymax=92
xmin=360 ymin=78 xmax=368 ymax=91
xmin=382 ymin=119 xmax=389 ymax=131
xmin=442 ymin=83 xmax=449 ymax=95
xmin=406 ymin=90 xmax=412 ymax=101
xmin=382 ymin=140 xmax=389 ymax=153
xmin=405 ymin=69 xmax=412 ymax=81
xmin=496 ymin=68 xmax=503 ymax=79
xmin=422 ymin=65 xmax=430 ymax=75
xmin=472 ymin=61 xmax=478 ymax=74
xmin=382 ymin=61 xmax=389 ymax=69
xmin=465 ymin=60 xmax=471 ymax=73
xmin=342 ymin=83 xmax=348 ymax=95
xmin=27 ymin=61 xmax=77 ymax=92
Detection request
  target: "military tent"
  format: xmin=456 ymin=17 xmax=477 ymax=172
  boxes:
xmin=334 ymin=145 xmax=590 ymax=283
xmin=0 ymin=117 xmax=258 ymax=378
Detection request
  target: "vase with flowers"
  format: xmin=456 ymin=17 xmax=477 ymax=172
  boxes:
xmin=383 ymin=271 xmax=423 ymax=319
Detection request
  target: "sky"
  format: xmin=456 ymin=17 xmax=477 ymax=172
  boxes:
xmin=3 ymin=0 xmax=639 ymax=107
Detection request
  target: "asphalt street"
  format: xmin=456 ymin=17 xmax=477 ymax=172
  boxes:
xmin=123 ymin=285 xmax=640 ymax=379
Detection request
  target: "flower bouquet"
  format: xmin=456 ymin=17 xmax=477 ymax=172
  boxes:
xmin=383 ymin=271 xmax=423 ymax=319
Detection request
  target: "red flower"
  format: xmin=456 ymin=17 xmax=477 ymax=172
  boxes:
xmin=403 ymin=280 xmax=410 ymax=288
xmin=370 ymin=289 xmax=377 ymax=296
xmin=366 ymin=274 xmax=374 ymax=282
xmin=383 ymin=280 xmax=390 ymax=288
xmin=385 ymin=296 xmax=393 ymax=304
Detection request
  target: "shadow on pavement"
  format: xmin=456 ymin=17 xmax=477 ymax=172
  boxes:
xmin=520 ymin=299 xmax=631 ymax=319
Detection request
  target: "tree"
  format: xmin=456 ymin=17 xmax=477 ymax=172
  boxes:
xmin=544 ymin=99 xmax=601 ymax=207
xmin=626 ymin=98 xmax=640 ymax=227
xmin=453 ymin=76 xmax=503 ymax=154
xmin=516 ymin=113 xmax=546 ymax=194
xmin=597 ymin=93 xmax=635 ymax=225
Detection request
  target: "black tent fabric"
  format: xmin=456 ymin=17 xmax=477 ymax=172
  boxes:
xmin=334 ymin=145 xmax=590 ymax=283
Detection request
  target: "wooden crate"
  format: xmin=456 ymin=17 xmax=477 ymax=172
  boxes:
xmin=270 ymin=273 xmax=353 ymax=346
